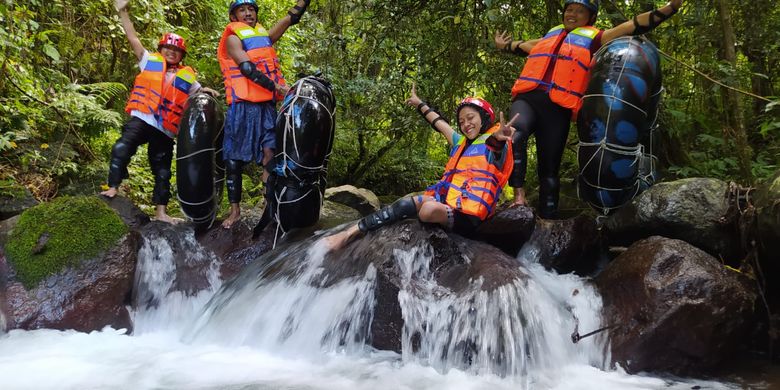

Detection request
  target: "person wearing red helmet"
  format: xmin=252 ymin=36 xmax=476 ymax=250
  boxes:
xmin=217 ymin=0 xmax=311 ymax=229
xmin=494 ymin=0 xmax=683 ymax=219
xmin=325 ymin=83 xmax=518 ymax=250
xmin=99 ymin=0 xmax=217 ymax=224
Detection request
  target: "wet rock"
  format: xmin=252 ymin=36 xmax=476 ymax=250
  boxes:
xmin=604 ymin=178 xmax=743 ymax=262
xmin=2 ymin=232 xmax=140 ymax=332
xmin=133 ymin=222 xmax=217 ymax=309
xmin=324 ymin=185 xmax=381 ymax=216
xmin=752 ymin=170 xmax=780 ymax=280
xmin=524 ymin=214 xmax=602 ymax=275
xmin=196 ymin=219 xmax=273 ymax=282
xmin=323 ymin=221 xmax=527 ymax=352
xmin=0 ymin=215 xmax=19 ymax=248
xmin=595 ymin=236 xmax=755 ymax=375
xmin=475 ymin=205 xmax=535 ymax=257
xmin=99 ymin=195 xmax=151 ymax=230
xmin=0 ymin=187 xmax=38 ymax=220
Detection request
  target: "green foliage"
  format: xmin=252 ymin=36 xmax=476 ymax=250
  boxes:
xmin=4 ymin=196 xmax=128 ymax=289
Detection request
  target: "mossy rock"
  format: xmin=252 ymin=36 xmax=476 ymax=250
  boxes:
xmin=4 ymin=196 xmax=128 ymax=289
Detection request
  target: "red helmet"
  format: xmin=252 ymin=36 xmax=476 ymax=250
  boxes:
xmin=456 ymin=97 xmax=495 ymax=133
xmin=158 ymin=33 xmax=187 ymax=53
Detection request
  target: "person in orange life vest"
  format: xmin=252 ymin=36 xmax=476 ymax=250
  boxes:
xmin=100 ymin=0 xmax=218 ymax=224
xmin=217 ymin=0 xmax=310 ymax=229
xmin=494 ymin=0 xmax=683 ymax=219
xmin=325 ymin=83 xmax=518 ymax=251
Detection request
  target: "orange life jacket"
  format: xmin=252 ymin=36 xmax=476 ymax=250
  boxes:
xmin=125 ymin=52 xmax=196 ymax=137
xmin=511 ymin=24 xmax=601 ymax=118
xmin=424 ymin=124 xmax=514 ymax=220
xmin=217 ymin=22 xmax=286 ymax=105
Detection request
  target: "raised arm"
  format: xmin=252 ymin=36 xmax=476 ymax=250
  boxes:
xmin=405 ymin=83 xmax=456 ymax=146
xmin=115 ymin=0 xmax=145 ymax=61
xmin=269 ymin=0 xmax=310 ymax=43
xmin=602 ymin=0 xmax=682 ymax=44
xmin=494 ymin=30 xmax=542 ymax=57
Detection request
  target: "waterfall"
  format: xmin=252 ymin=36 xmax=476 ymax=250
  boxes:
xmin=181 ymin=233 xmax=608 ymax=384
xmin=132 ymin=224 xmax=222 ymax=333
xmin=186 ymin=238 xmax=376 ymax=356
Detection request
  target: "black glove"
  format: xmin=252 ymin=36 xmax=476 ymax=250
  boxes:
xmin=288 ymin=0 xmax=310 ymax=25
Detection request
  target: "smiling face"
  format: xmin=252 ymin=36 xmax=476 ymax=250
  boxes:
xmin=159 ymin=46 xmax=184 ymax=66
xmin=458 ymin=106 xmax=484 ymax=140
xmin=563 ymin=3 xmax=594 ymax=31
xmin=230 ymin=4 xmax=258 ymax=27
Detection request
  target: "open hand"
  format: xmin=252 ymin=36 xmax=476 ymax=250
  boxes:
xmin=493 ymin=111 xmax=519 ymax=142
xmin=115 ymin=0 xmax=130 ymax=12
xmin=405 ymin=82 xmax=422 ymax=108
xmin=494 ymin=30 xmax=513 ymax=51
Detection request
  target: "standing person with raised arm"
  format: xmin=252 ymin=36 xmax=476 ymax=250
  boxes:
xmin=217 ymin=0 xmax=311 ymax=229
xmin=495 ymin=0 xmax=683 ymax=219
xmin=326 ymin=83 xmax=517 ymax=250
xmin=100 ymin=0 xmax=216 ymax=223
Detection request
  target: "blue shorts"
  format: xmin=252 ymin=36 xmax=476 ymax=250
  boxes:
xmin=223 ymin=101 xmax=277 ymax=164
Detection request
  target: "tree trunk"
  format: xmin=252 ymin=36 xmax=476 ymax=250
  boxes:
xmin=715 ymin=0 xmax=753 ymax=183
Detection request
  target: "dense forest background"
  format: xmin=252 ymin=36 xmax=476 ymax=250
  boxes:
xmin=1 ymin=0 xmax=778 ymax=215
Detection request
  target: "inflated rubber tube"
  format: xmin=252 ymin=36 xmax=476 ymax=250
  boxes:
xmin=254 ymin=75 xmax=335 ymax=240
xmin=176 ymin=93 xmax=225 ymax=230
xmin=576 ymin=36 xmax=662 ymax=215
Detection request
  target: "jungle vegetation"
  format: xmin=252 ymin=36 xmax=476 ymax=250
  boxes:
xmin=1 ymin=0 xmax=778 ymax=214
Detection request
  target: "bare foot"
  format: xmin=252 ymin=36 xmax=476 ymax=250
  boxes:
xmin=154 ymin=214 xmax=183 ymax=225
xmin=323 ymin=225 xmax=360 ymax=251
xmin=155 ymin=206 xmax=182 ymax=224
xmin=222 ymin=204 xmax=241 ymax=229
xmin=99 ymin=187 xmax=118 ymax=198
xmin=510 ymin=188 xmax=527 ymax=207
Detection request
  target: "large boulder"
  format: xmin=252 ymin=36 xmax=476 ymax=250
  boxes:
xmin=752 ymin=170 xmax=780 ymax=279
xmin=604 ymin=178 xmax=742 ymax=262
xmin=324 ymin=185 xmax=381 ymax=216
xmin=523 ymin=214 xmax=601 ymax=275
xmin=475 ymin=205 xmax=535 ymax=256
xmin=0 ymin=186 xmax=38 ymax=220
xmin=1 ymin=195 xmax=135 ymax=332
xmin=595 ymin=236 xmax=755 ymax=375
xmin=2 ymin=232 xmax=139 ymax=332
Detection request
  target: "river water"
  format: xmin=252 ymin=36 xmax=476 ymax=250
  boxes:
xmin=0 ymin=229 xmax=767 ymax=389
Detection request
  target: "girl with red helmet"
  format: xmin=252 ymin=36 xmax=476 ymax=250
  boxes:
xmin=494 ymin=0 xmax=683 ymax=218
xmin=99 ymin=0 xmax=217 ymax=224
xmin=325 ymin=84 xmax=518 ymax=251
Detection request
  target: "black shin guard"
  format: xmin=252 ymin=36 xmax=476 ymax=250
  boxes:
xmin=225 ymin=159 xmax=245 ymax=204
xmin=538 ymin=176 xmax=560 ymax=219
xmin=358 ymin=197 xmax=417 ymax=232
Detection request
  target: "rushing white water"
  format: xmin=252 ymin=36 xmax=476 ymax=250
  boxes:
xmin=0 ymin=230 xmax=745 ymax=389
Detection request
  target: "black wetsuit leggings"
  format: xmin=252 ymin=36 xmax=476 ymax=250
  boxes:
xmin=107 ymin=117 xmax=174 ymax=205
xmin=508 ymin=90 xmax=573 ymax=219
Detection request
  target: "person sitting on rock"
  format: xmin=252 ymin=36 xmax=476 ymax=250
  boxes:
xmin=100 ymin=0 xmax=217 ymax=224
xmin=326 ymin=83 xmax=517 ymax=250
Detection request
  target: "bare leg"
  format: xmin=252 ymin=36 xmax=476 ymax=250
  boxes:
xmin=261 ymin=147 xmax=274 ymax=183
xmin=324 ymin=224 xmax=361 ymax=251
xmin=99 ymin=186 xmax=118 ymax=198
xmin=417 ymin=201 xmax=451 ymax=226
xmin=154 ymin=205 xmax=181 ymax=224
xmin=222 ymin=203 xmax=241 ymax=229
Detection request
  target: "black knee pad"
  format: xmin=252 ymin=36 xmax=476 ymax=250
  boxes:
xmin=107 ymin=140 xmax=134 ymax=186
xmin=358 ymin=197 xmax=417 ymax=232
xmin=225 ymin=160 xmax=244 ymax=203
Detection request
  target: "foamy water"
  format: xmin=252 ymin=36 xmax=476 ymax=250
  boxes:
xmin=0 ymin=229 xmax=746 ymax=390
